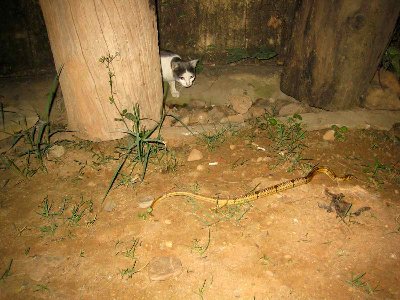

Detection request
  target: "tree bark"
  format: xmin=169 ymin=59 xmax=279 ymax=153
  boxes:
xmin=40 ymin=0 xmax=162 ymax=141
xmin=281 ymin=0 xmax=400 ymax=110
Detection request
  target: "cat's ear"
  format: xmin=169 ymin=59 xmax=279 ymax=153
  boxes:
xmin=189 ymin=59 xmax=199 ymax=68
xmin=171 ymin=61 xmax=179 ymax=70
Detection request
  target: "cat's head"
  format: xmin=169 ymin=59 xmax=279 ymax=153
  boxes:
xmin=171 ymin=59 xmax=199 ymax=87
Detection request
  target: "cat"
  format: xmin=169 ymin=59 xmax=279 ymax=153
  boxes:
xmin=160 ymin=50 xmax=198 ymax=97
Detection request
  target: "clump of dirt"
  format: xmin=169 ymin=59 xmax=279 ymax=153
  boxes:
xmin=1 ymin=120 xmax=399 ymax=299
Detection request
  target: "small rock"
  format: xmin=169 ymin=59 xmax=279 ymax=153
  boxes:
xmin=256 ymin=157 xmax=263 ymax=163
xmin=253 ymin=98 xmax=269 ymax=106
xmin=138 ymin=196 xmax=154 ymax=208
xmin=87 ymin=181 xmax=96 ymax=187
xmin=48 ymin=145 xmax=65 ymax=158
xmin=148 ymin=256 xmax=183 ymax=281
xmin=229 ymin=145 xmax=236 ymax=150
xmin=165 ymin=241 xmax=173 ymax=248
xmin=233 ymin=288 xmax=241 ymax=297
xmin=229 ymin=94 xmax=253 ymax=114
xmin=208 ymin=106 xmax=225 ymax=122
xmin=278 ymin=103 xmax=305 ymax=116
xmin=248 ymin=106 xmax=265 ymax=118
xmin=193 ymin=111 xmax=209 ymax=125
xmin=220 ymin=114 xmax=245 ymax=124
xmin=164 ymin=219 xmax=172 ymax=225
xmin=323 ymin=130 xmax=335 ymax=141
xmin=196 ymin=164 xmax=205 ymax=171
xmin=162 ymin=116 xmax=174 ymax=127
xmin=175 ymin=116 xmax=190 ymax=126
xmin=189 ymin=99 xmax=207 ymax=108
xmin=187 ymin=149 xmax=203 ymax=161
xmin=29 ymin=256 xmax=65 ymax=281
xmin=284 ymin=254 xmax=292 ymax=261
xmin=265 ymin=271 xmax=274 ymax=277
xmin=103 ymin=200 xmax=117 ymax=212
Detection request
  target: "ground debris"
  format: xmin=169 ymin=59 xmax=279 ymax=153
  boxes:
xmin=318 ymin=189 xmax=371 ymax=219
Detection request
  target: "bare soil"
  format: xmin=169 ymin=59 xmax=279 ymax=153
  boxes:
xmin=1 ymin=123 xmax=399 ymax=299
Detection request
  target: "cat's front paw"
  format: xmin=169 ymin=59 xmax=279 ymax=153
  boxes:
xmin=171 ymin=90 xmax=180 ymax=98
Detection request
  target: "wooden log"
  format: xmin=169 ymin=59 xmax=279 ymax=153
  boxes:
xmin=281 ymin=0 xmax=400 ymax=110
xmin=40 ymin=0 xmax=162 ymax=140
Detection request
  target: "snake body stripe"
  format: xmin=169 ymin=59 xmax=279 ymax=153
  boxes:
xmin=150 ymin=166 xmax=353 ymax=209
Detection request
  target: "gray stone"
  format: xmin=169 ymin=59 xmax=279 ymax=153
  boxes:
xmin=189 ymin=99 xmax=207 ymax=109
xmin=220 ymin=114 xmax=245 ymax=124
xmin=323 ymin=129 xmax=335 ymax=141
xmin=103 ymin=200 xmax=117 ymax=212
xmin=187 ymin=149 xmax=203 ymax=161
xmin=278 ymin=103 xmax=306 ymax=116
xmin=248 ymin=106 xmax=265 ymax=118
xmin=48 ymin=145 xmax=66 ymax=158
xmin=148 ymin=256 xmax=182 ymax=281
xmin=192 ymin=111 xmax=209 ymax=125
xmin=138 ymin=196 xmax=154 ymax=209
xmin=229 ymin=94 xmax=253 ymax=114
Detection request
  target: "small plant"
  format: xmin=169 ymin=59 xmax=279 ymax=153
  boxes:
xmin=259 ymin=254 xmax=271 ymax=266
xmin=194 ymin=278 xmax=212 ymax=300
xmin=121 ymin=238 xmax=141 ymax=260
xmin=36 ymin=196 xmax=96 ymax=236
xmin=120 ymin=261 xmax=139 ymax=279
xmin=346 ymin=272 xmax=381 ymax=294
xmin=198 ymin=125 xmax=229 ymax=151
xmin=33 ymin=284 xmax=49 ymax=292
xmin=191 ymin=228 xmax=211 ymax=257
xmin=331 ymin=125 xmax=348 ymax=141
xmin=0 ymin=67 xmax=63 ymax=177
xmin=67 ymin=197 xmax=94 ymax=225
xmin=362 ymin=159 xmax=391 ymax=187
xmin=226 ymin=47 xmax=277 ymax=64
xmin=0 ymin=259 xmax=13 ymax=281
xmin=36 ymin=196 xmax=66 ymax=218
xmin=154 ymin=148 xmax=178 ymax=173
xmin=117 ymin=238 xmax=147 ymax=279
xmin=257 ymin=113 xmax=309 ymax=172
xmin=39 ymin=223 xmax=58 ymax=235
xmin=382 ymin=46 xmax=400 ymax=79
xmin=99 ymin=53 xmax=167 ymax=203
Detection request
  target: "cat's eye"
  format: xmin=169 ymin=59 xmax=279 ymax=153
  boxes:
xmin=180 ymin=77 xmax=184 ymax=80
xmin=190 ymin=75 xmax=194 ymax=79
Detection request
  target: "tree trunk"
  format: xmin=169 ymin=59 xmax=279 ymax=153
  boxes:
xmin=40 ymin=0 xmax=162 ymax=141
xmin=281 ymin=0 xmax=400 ymax=110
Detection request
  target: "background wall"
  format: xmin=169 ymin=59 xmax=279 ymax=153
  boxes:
xmin=157 ymin=0 xmax=298 ymax=59
xmin=0 ymin=0 xmax=53 ymax=76
xmin=0 ymin=0 xmax=398 ymax=76
xmin=0 ymin=0 xmax=299 ymax=76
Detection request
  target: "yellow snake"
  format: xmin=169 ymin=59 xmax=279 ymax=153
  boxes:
xmin=150 ymin=166 xmax=354 ymax=210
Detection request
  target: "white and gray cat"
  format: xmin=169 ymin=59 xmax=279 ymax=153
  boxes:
xmin=160 ymin=50 xmax=198 ymax=97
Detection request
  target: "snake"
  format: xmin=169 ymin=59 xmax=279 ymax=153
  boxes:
xmin=149 ymin=166 xmax=354 ymax=210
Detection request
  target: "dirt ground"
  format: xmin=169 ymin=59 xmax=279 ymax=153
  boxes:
xmin=1 ymin=67 xmax=400 ymax=299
